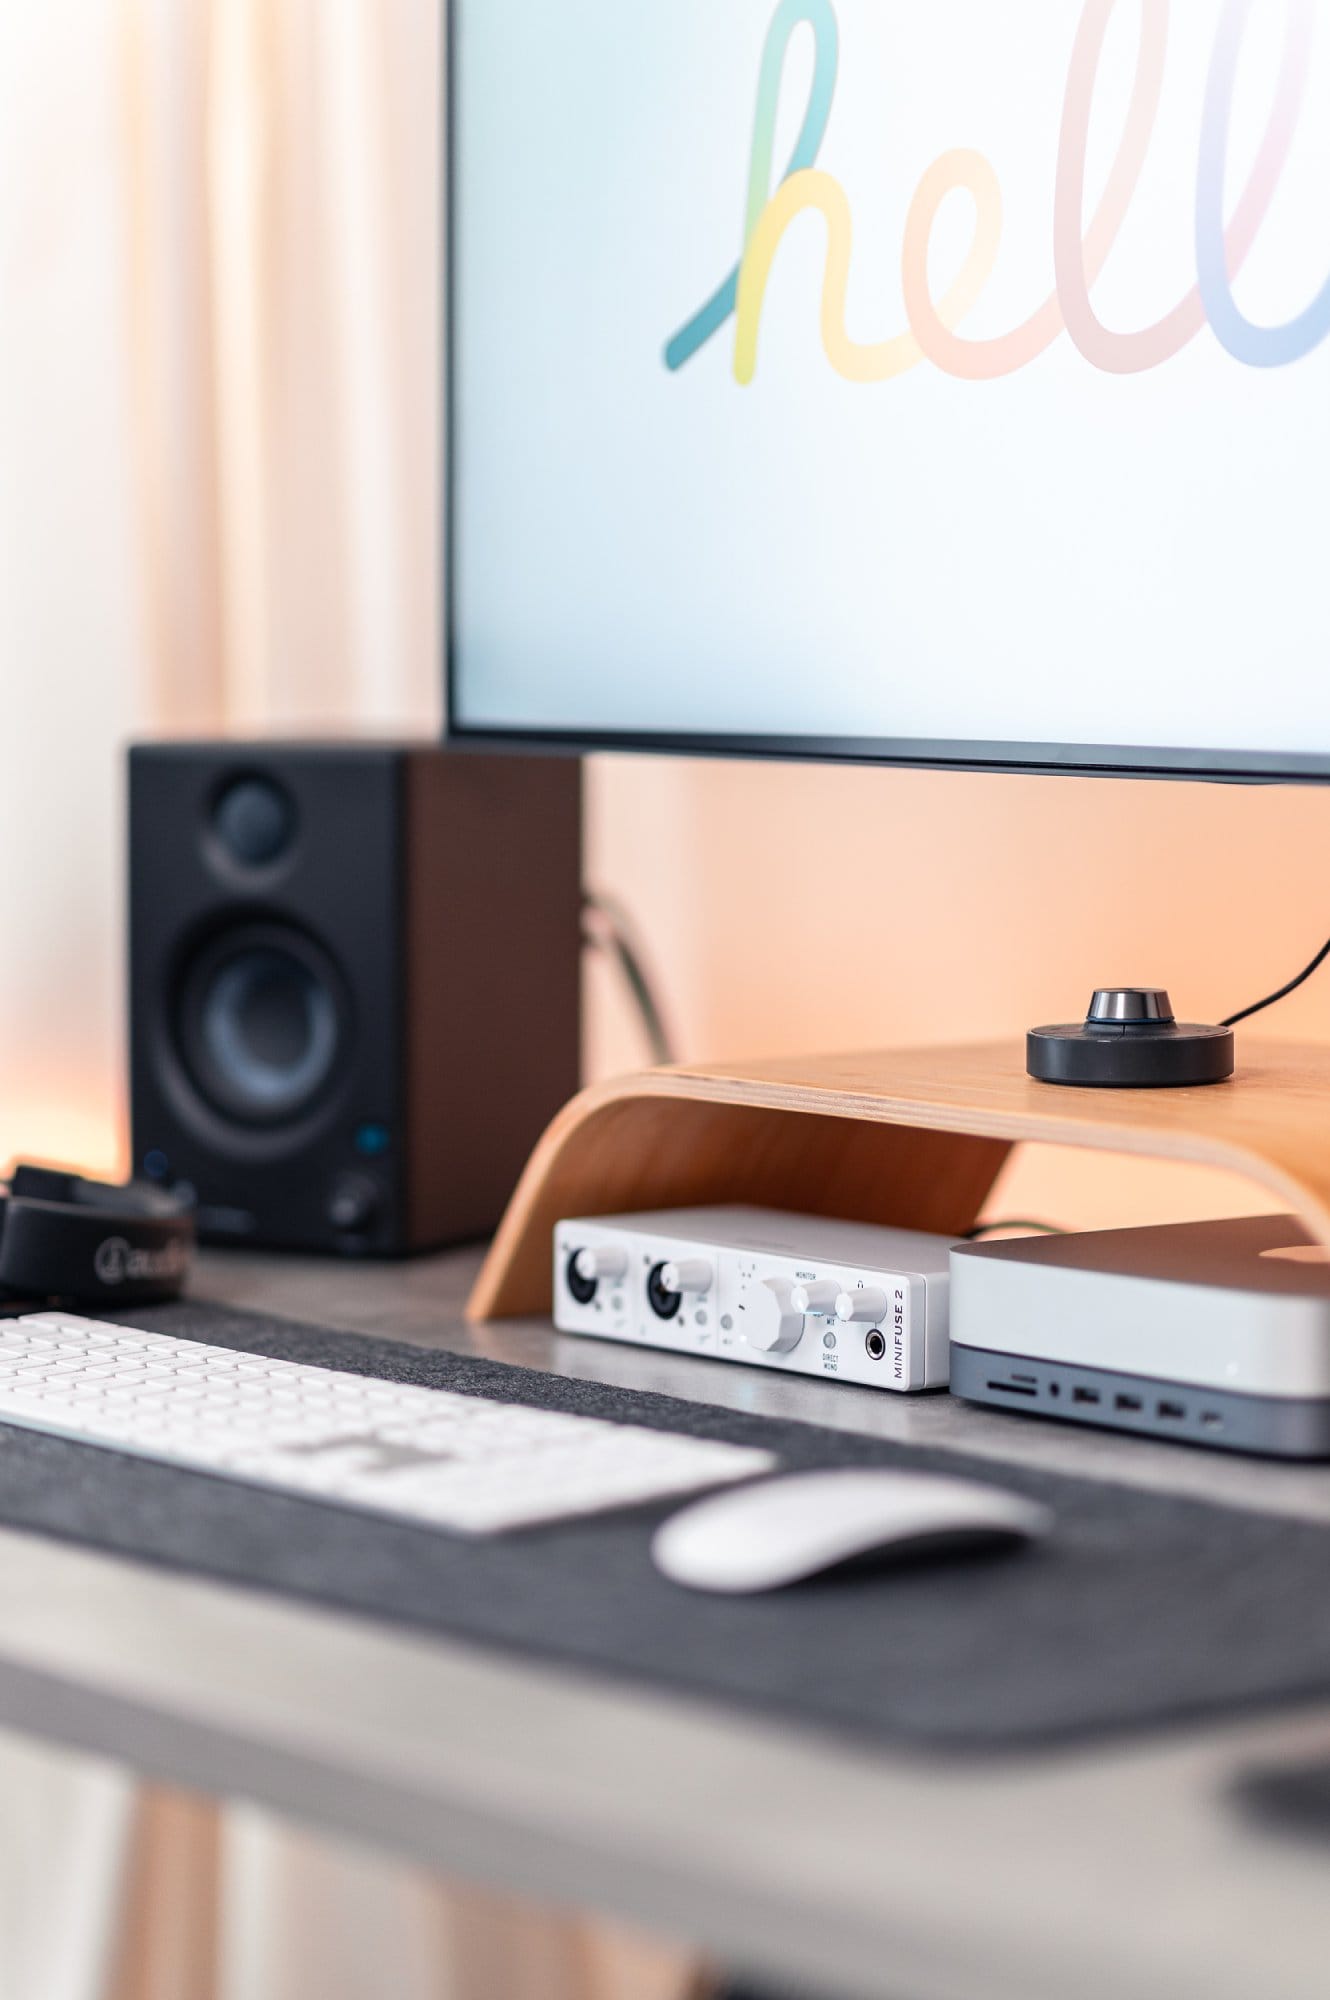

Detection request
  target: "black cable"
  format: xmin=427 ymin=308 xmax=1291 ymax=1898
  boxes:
xmin=1222 ymin=933 xmax=1330 ymax=1029
xmin=582 ymin=889 xmax=677 ymax=1066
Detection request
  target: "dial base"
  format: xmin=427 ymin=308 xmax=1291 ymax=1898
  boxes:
xmin=1027 ymin=1021 xmax=1234 ymax=1088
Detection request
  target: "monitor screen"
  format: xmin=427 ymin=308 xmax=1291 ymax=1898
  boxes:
xmin=446 ymin=1 xmax=1330 ymax=778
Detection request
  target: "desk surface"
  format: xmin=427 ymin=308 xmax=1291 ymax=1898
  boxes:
xmin=3 ymin=1246 xmax=1330 ymax=1999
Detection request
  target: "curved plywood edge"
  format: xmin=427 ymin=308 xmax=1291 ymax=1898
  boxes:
xmin=467 ymin=1077 xmax=1010 ymax=1321
xmin=467 ymin=1037 xmax=1330 ymax=1321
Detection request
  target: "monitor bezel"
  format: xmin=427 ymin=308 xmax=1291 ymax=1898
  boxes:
xmin=441 ymin=3 xmax=1330 ymax=787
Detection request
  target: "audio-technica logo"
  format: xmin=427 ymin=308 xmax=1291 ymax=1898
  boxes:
xmin=93 ymin=1236 xmax=190 ymax=1287
xmin=665 ymin=0 xmax=1330 ymax=384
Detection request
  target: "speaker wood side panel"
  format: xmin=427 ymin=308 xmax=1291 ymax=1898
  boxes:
xmin=403 ymin=750 xmax=583 ymax=1249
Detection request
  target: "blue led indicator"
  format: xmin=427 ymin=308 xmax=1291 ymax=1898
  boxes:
xmin=143 ymin=1149 xmax=170 ymax=1181
xmin=354 ymin=1123 xmax=391 ymax=1157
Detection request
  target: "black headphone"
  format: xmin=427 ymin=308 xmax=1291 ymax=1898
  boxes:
xmin=0 ymin=1166 xmax=195 ymax=1307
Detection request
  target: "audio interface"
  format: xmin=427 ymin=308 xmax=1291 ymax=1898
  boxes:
xmin=553 ymin=1206 xmax=955 ymax=1390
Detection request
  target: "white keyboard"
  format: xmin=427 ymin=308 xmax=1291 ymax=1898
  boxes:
xmin=0 ymin=1314 xmax=775 ymax=1534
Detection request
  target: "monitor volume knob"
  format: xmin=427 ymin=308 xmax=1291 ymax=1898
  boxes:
xmin=743 ymin=1278 xmax=805 ymax=1353
xmin=789 ymin=1280 xmax=841 ymax=1314
xmin=575 ymin=1246 xmax=628 ymax=1282
xmin=835 ymin=1285 xmax=889 ymax=1324
xmin=660 ymin=1258 xmax=714 ymax=1295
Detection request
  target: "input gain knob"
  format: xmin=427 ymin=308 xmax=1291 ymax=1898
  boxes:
xmin=661 ymin=1258 xmax=714 ymax=1295
xmin=574 ymin=1246 xmax=628 ymax=1282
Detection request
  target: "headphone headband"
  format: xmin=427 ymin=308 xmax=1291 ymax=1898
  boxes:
xmin=0 ymin=1166 xmax=195 ymax=1307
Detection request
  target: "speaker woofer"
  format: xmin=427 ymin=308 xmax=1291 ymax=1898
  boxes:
xmin=176 ymin=924 xmax=352 ymax=1127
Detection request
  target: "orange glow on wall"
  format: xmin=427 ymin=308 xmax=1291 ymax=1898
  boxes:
xmin=1 ymin=1083 xmax=126 ymax=1185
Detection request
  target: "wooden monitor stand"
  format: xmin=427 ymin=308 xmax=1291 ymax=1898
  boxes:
xmin=467 ymin=1038 xmax=1330 ymax=1321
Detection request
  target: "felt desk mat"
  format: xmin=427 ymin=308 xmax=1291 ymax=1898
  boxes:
xmin=5 ymin=1296 xmax=1330 ymax=1753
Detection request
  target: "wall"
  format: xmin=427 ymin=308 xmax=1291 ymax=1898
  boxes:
xmin=589 ymin=754 xmax=1330 ymax=1225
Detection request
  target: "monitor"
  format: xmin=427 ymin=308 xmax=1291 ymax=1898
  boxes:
xmin=445 ymin=1 xmax=1330 ymax=781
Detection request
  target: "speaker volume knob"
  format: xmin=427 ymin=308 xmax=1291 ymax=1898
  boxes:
xmin=328 ymin=1174 xmax=379 ymax=1234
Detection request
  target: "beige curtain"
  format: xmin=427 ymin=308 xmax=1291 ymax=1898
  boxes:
xmin=2 ymin=2 xmax=694 ymax=1994
xmin=119 ymin=0 xmax=439 ymax=738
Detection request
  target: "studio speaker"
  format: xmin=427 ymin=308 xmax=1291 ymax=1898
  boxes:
xmin=129 ymin=743 xmax=582 ymax=1254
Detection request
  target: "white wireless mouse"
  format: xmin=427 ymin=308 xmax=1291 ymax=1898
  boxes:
xmin=651 ymin=1467 xmax=1051 ymax=1594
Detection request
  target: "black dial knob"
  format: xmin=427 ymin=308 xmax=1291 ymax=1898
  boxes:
xmin=1028 ymin=986 xmax=1233 ymax=1088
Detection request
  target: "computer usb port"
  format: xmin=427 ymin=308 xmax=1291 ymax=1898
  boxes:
xmin=987 ymin=1379 xmax=1038 ymax=1398
xmin=1072 ymin=1386 xmax=1100 ymax=1406
xmin=1158 ymin=1400 xmax=1186 ymax=1421
xmin=1115 ymin=1393 xmax=1143 ymax=1413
